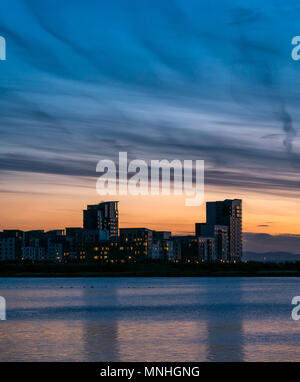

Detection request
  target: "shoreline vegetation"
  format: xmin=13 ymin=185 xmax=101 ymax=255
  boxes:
xmin=0 ymin=261 xmax=300 ymax=277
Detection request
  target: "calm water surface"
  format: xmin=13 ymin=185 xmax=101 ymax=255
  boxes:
xmin=0 ymin=277 xmax=299 ymax=362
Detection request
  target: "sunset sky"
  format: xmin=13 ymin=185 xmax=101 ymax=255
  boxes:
xmin=0 ymin=1 xmax=300 ymax=252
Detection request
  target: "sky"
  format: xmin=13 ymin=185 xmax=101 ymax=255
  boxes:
xmin=0 ymin=0 xmax=300 ymax=252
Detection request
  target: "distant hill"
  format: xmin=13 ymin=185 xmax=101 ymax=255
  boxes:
xmin=243 ymin=251 xmax=300 ymax=263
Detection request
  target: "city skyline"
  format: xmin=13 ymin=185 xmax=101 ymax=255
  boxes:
xmin=1 ymin=195 xmax=299 ymax=254
xmin=0 ymin=199 xmax=242 ymax=263
xmin=0 ymin=1 xmax=300 ymax=254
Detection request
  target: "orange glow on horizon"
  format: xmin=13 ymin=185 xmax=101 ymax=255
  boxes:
xmin=0 ymin=172 xmax=299 ymax=235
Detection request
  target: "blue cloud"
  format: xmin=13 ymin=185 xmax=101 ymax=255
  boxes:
xmin=0 ymin=0 xmax=299 ymax=194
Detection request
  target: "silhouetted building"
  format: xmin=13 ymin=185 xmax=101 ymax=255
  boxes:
xmin=46 ymin=230 xmax=64 ymax=239
xmin=47 ymin=242 xmax=64 ymax=261
xmin=65 ymin=227 xmax=84 ymax=241
xmin=171 ymin=236 xmax=215 ymax=263
xmin=153 ymin=231 xmax=171 ymax=240
xmin=45 ymin=230 xmax=65 ymax=262
xmin=152 ymin=238 xmax=176 ymax=261
xmin=195 ymin=223 xmax=228 ymax=261
xmin=120 ymin=228 xmax=152 ymax=258
xmin=0 ymin=238 xmax=17 ymax=261
xmin=22 ymin=246 xmax=46 ymax=261
xmin=79 ymin=236 xmax=150 ymax=263
xmin=83 ymin=201 xmax=119 ymax=238
xmin=23 ymin=230 xmax=47 ymax=261
xmin=2 ymin=230 xmax=24 ymax=239
xmin=65 ymin=228 xmax=84 ymax=260
xmin=206 ymin=199 xmax=242 ymax=261
xmin=0 ymin=199 xmax=242 ymax=263
xmin=151 ymin=231 xmax=175 ymax=261
xmin=0 ymin=230 xmax=23 ymax=261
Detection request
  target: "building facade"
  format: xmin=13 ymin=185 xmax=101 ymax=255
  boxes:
xmin=171 ymin=236 xmax=215 ymax=263
xmin=120 ymin=228 xmax=152 ymax=259
xmin=195 ymin=223 xmax=228 ymax=261
xmin=0 ymin=238 xmax=16 ymax=261
xmin=83 ymin=201 xmax=119 ymax=238
xmin=206 ymin=199 xmax=242 ymax=261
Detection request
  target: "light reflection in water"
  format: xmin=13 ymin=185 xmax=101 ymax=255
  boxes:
xmin=0 ymin=277 xmax=299 ymax=362
xmin=204 ymin=278 xmax=244 ymax=361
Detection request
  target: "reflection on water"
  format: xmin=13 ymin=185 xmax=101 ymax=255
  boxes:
xmin=0 ymin=277 xmax=299 ymax=362
xmin=204 ymin=278 xmax=244 ymax=362
xmin=82 ymin=287 xmax=120 ymax=361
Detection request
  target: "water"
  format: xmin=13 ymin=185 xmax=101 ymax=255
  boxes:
xmin=0 ymin=277 xmax=299 ymax=362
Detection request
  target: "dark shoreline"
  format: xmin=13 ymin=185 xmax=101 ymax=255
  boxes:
xmin=1 ymin=272 xmax=299 ymax=277
xmin=1 ymin=261 xmax=300 ymax=277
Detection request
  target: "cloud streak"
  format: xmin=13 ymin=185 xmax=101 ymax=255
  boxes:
xmin=0 ymin=0 xmax=299 ymax=203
